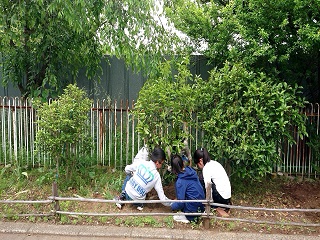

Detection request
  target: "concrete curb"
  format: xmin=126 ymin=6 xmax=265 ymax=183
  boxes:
xmin=0 ymin=221 xmax=318 ymax=240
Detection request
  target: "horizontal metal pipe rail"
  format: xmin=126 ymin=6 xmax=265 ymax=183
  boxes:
xmin=47 ymin=196 xmax=320 ymax=213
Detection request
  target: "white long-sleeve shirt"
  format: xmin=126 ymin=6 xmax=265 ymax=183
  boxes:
xmin=125 ymin=160 xmax=170 ymax=206
xmin=202 ymin=160 xmax=231 ymax=199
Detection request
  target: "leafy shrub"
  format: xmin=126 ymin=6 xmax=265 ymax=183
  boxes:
xmin=194 ymin=63 xmax=307 ymax=179
xmin=134 ymin=58 xmax=199 ymax=155
xmin=34 ymin=84 xmax=92 ymax=183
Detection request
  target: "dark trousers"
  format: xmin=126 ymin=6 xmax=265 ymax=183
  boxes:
xmin=211 ymin=181 xmax=231 ymax=211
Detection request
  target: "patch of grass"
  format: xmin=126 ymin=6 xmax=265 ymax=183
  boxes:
xmin=60 ymin=215 xmax=70 ymax=224
xmin=122 ymin=216 xmax=162 ymax=227
xmin=115 ymin=217 xmax=123 ymax=225
xmin=190 ymin=220 xmax=202 ymax=229
xmin=163 ymin=216 xmax=174 ymax=228
xmin=224 ymin=221 xmax=236 ymax=231
xmin=100 ymin=216 xmax=109 ymax=224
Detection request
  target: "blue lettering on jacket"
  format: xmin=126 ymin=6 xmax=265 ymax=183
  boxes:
xmin=129 ymin=177 xmax=146 ymax=196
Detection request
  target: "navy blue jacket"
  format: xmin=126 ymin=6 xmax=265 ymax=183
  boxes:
xmin=171 ymin=166 xmax=205 ymax=221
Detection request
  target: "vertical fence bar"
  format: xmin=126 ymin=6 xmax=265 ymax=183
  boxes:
xmin=114 ymin=100 xmax=117 ymax=169
xmin=99 ymin=103 xmax=102 ymax=164
xmin=295 ymin=125 xmax=299 ymax=176
xmin=96 ymin=100 xmax=100 ymax=164
xmin=108 ymin=101 xmax=111 ymax=167
xmin=35 ymin=99 xmax=39 ymax=167
xmin=1 ymin=97 xmax=6 ymax=165
xmin=19 ymin=98 xmax=23 ymax=165
xmin=97 ymin=100 xmax=101 ymax=165
xmin=24 ymin=98 xmax=28 ymax=166
xmin=30 ymin=98 xmax=35 ymax=166
xmin=136 ymin=104 xmax=140 ymax=152
xmin=131 ymin=100 xmax=135 ymax=164
xmin=99 ymin=100 xmax=102 ymax=165
xmin=13 ymin=98 xmax=18 ymax=164
xmin=17 ymin=98 xmax=21 ymax=164
xmin=8 ymin=97 xmax=12 ymax=164
xmin=307 ymin=104 xmax=312 ymax=178
xmin=103 ymin=99 xmax=107 ymax=166
xmin=90 ymin=101 xmax=94 ymax=164
xmin=289 ymin=129 xmax=293 ymax=176
xmin=286 ymin=136 xmax=290 ymax=174
xmin=100 ymin=100 xmax=105 ymax=165
xmin=316 ymin=103 xmax=320 ymax=178
xmin=126 ymin=100 xmax=130 ymax=166
xmin=120 ymin=100 xmax=123 ymax=169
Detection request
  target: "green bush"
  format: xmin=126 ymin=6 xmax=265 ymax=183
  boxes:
xmin=34 ymin=84 xmax=92 ymax=183
xmin=194 ymin=63 xmax=307 ymax=179
xmin=134 ymin=58 xmax=199 ymax=154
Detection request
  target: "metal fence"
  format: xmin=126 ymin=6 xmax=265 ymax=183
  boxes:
xmin=0 ymin=97 xmax=319 ymax=178
xmin=1 ymin=183 xmax=319 ymax=228
xmin=278 ymin=103 xmax=320 ymax=178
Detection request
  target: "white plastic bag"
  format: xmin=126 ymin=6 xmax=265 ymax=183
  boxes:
xmin=133 ymin=146 xmax=149 ymax=162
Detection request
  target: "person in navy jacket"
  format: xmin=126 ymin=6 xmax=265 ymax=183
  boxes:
xmin=170 ymin=154 xmax=205 ymax=223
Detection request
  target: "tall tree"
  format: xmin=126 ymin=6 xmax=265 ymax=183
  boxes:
xmin=164 ymin=0 xmax=320 ymax=102
xmin=0 ymin=0 xmax=179 ymax=98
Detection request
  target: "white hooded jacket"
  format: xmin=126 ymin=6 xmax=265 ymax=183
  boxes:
xmin=124 ymin=160 xmax=170 ymax=206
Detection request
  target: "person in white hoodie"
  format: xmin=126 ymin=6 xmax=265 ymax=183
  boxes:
xmin=114 ymin=147 xmax=171 ymax=210
xmin=193 ymin=147 xmax=231 ymax=211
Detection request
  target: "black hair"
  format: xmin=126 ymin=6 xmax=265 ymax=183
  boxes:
xmin=193 ymin=147 xmax=211 ymax=165
xmin=150 ymin=147 xmax=166 ymax=163
xmin=171 ymin=154 xmax=184 ymax=175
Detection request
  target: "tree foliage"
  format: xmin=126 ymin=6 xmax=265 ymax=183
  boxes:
xmin=0 ymin=0 xmax=180 ymax=98
xmin=164 ymin=0 xmax=320 ymax=102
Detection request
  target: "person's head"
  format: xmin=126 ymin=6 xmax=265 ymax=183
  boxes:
xmin=193 ymin=147 xmax=211 ymax=169
xmin=151 ymin=147 xmax=166 ymax=169
xmin=170 ymin=154 xmax=184 ymax=175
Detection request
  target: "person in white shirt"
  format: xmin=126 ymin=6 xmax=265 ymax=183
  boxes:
xmin=193 ymin=147 xmax=231 ymax=211
xmin=114 ymin=147 xmax=171 ymax=210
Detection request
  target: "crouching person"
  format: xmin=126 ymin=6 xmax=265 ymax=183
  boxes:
xmin=170 ymin=154 xmax=205 ymax=223
xmin=114 ymin=147 xmax=171 ymax=210
xmin=193 ymin=147 xmax=232 ymax=212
